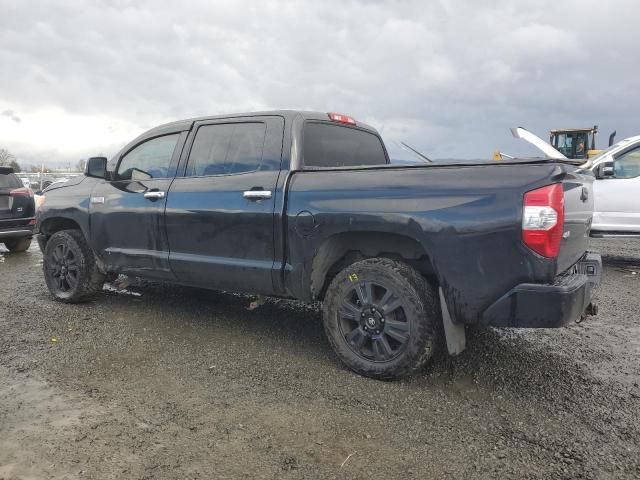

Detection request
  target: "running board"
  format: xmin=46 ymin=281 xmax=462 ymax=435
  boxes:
xmin=591 ymin=232 xmax=640 ymax=238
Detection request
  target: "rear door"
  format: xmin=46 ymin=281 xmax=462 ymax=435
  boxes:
xmin=165 ymin=116 xmax=284 ymax=294
xmin=592 ymin=145 xmax=640 ymax=232
xmin=90 ymin=133 xmax=183 ymax=278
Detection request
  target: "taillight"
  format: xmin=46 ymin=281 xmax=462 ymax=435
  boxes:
xmin=10 ymin=187 xmax=33 ymax=197
xmin=522 ymin=183 xmax=565 ymax=258
xmin=328 ymin=112 xmax=357 ymax=125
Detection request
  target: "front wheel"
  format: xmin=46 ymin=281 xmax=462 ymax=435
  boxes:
xmin=322 ymin=258 xmax=441 ymax=380
xmin=43 ymin=229 xmax=105 ymax=303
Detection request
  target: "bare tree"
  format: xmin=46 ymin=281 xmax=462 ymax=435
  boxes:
xmin=0 ymin=148 xmax=15 ymax=166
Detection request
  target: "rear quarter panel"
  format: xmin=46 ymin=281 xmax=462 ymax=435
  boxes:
xmin=286 ymin=163 xmax=583 ymax=324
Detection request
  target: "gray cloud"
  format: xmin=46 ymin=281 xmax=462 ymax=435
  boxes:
xmin=0 ymin=0 xmax=637 ymax=164
xmin=1 ymin=109 xmax=21 ymax=123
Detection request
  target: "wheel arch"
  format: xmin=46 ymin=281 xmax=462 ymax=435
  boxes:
xmin=310 ymin=231 xmax=437 ymax=301
xmin=39 ymin=216 xmax=84 ymax=237
xmin=38 ymin=216 xmax=88 ymax=252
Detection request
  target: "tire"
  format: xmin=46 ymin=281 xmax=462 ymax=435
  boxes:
xmin=322 ymin=257 xmax=440 ymax=380
xmin=43 ymin=229 xmax=105 ymax=303
xmin=4 ymin=237 xmax=32 ymax=253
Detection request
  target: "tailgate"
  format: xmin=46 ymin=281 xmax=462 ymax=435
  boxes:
xmin=557 ymin=173 xmax=594 ymax=274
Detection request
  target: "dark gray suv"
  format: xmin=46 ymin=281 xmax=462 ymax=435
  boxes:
xmin=0 ymin=167 xmax=35 ymax=252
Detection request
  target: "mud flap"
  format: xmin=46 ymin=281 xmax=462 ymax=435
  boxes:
xmin=439 ymin=288 xmax=466 ymax=356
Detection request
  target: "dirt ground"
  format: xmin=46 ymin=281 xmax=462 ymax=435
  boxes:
xmin=1 ymin=239 xmax=639 ymax=479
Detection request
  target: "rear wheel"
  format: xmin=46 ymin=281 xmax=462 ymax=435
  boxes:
xmin=3 ymin=237 xmax=32 ymax=253
xmin=43 ymin=229 xmax=105 ymax=303
xmin=322 ymin=257 xmax=440 ymax=380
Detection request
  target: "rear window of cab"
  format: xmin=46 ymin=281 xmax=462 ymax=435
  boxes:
xmin=0 ymin=172 xmax=23 ymax=188
xmin=302 ymin=122 xmax=388 ymax=168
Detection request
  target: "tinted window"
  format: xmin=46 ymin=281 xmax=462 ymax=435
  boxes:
xmin=0 ymin=172 xmax=23 ymax=188
xmin=186 ymin=123 xmax=268 ymax=176
xmin=116 ymin=134 xmax=179 ymax=180
xmin=614 ymin=147 xmax=640 ymax=178
xmin=303 ymin=122 xmax=387 ymax=168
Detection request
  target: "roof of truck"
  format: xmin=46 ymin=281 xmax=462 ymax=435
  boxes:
xmin=146 ymin=110 xmax=378 ymax=136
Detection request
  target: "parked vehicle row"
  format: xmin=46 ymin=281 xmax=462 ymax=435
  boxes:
xmin=35 ymin=111 xmax=601 ymax=379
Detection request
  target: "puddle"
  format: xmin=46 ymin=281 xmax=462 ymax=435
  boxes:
xmin=102 ymin=283 xmax=142 ymax=297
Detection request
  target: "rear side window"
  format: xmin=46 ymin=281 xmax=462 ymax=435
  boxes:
xmin=303 ymin=122 xmax=387 ymax=168
xmin=116 ymin=134 xmax=179 ymax=180
xmin=0 ymin=173 xmax=23 ymax=188
xmin=186 ymin=122 xmax=268 ymax=176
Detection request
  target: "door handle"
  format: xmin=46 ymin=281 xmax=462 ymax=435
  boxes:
xmin=243 ymin=190 xmax=272 ymax=200
xmin=143 ymin=191 xmax=166 ymax=200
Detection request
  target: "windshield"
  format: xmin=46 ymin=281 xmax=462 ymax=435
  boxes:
xmin=590 ymin=138 xmax=635 ymax=162
xmin=551 ymin=131 xmax=590 ymax=159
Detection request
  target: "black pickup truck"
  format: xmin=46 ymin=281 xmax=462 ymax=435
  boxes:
xmin=36 ymin=111 xmax=601 ymax=379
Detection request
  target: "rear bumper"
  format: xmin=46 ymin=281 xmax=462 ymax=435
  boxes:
xmin=0 ymin=224 xmax=34 ymax=240
xmin=482 ymin=252 xmax=602 ymax=328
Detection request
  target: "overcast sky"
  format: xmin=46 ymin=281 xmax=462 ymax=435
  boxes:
xmin=1 ymin=0 xmax=638 ymax=167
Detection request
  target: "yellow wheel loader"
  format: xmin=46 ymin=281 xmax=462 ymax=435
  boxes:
xmin=493 ymin=126 xmax=616 ymax=161
xmin=549 ymin=126 xmax=616 ymax=160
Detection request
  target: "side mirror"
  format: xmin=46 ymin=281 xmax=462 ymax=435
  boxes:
xmin=595 ymin=161 xmax=615 ymax=179
xmin=85 ymin=157 xmax=107 ymax=178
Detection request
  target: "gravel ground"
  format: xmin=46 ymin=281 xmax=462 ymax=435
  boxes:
xmin=1 ymin=239 xmax=639 ymax=479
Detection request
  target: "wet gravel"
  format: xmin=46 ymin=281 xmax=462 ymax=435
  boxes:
xmin=1 ymin=239 xmax=639 ymax=479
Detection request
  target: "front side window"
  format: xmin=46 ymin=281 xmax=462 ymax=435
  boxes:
xmin=116 ymin=134 xmax=179 ymax=180
xmin=303 ymin=122 xmax=387 ymax=168
xmin=186 ymin=122 xmax=267 ymax=177
xmin=614 ymin=147 xmax=640 ymax=179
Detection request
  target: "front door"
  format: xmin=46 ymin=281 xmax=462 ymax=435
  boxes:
xmin=592 ymin=145 xmax=640 ymax=232
xmin=90 ymin=133 xmax=182 ymax=278
xmin=165 ymin=116 xmax=284 ymax=294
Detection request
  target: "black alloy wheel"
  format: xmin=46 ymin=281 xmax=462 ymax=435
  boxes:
xmin=339 ymin=280 xmax=410 ymax=362
xmin=43 ymin=229 xmax=105 ymax=303
xmin=48 ymin=241 xmax=80 ymax=293
xmin=323 ymin=257 xmax=441 ymax=380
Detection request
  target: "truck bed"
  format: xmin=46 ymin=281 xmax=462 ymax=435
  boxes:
xmin=284 ymin=161 xmax=594 ymax=325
